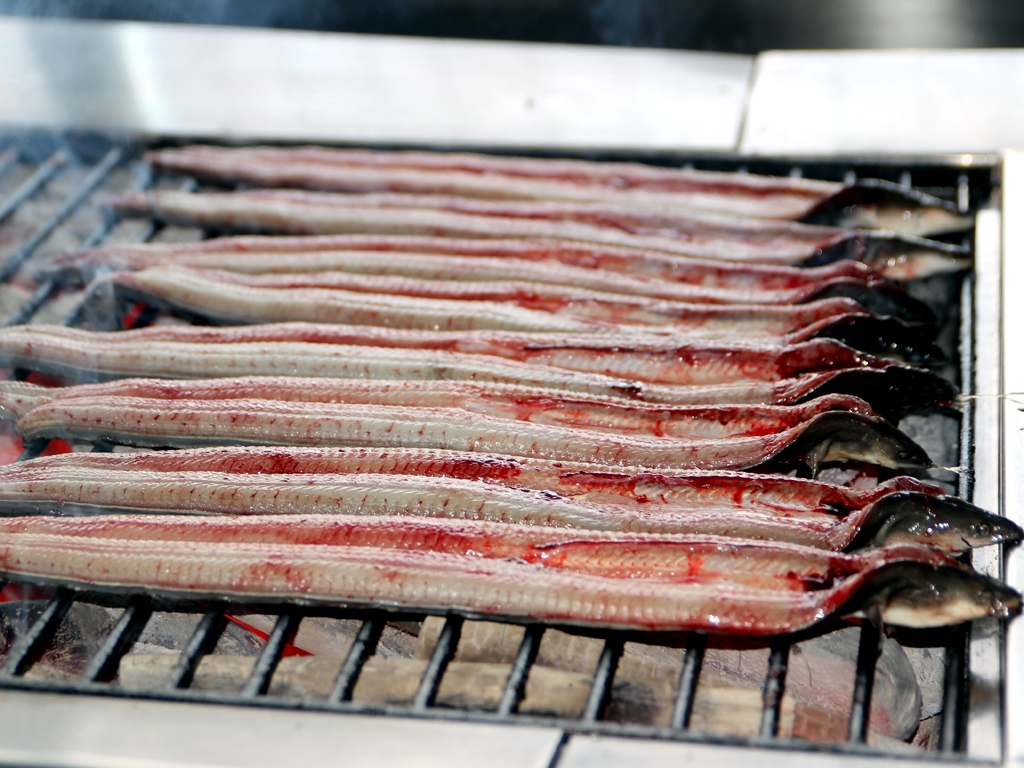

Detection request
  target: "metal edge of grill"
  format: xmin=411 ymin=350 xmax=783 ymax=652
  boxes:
xmin=0 ymin=129 xmax=1001 ymax=764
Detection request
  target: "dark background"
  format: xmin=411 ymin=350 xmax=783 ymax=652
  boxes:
xmin=2 ymin=0 xmax=1024 ymax=52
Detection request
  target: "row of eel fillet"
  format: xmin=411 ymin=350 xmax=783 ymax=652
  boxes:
xmin=143 ymin=145 xmax=971 ymax=236
xmin=90 ymin=265 xmax=942 ymax=363
xmin=0 ymin=325 xmax=956 ymax=422
xmin=0 ymin=447 xmax=1015 ymax=553
xmin=0 ymin=377 xmax=932 ymax=472
xmin=0 ymin=147 xmax=1015 ymax=638
xmin=109 ymin=189 xmax=969 ymax=278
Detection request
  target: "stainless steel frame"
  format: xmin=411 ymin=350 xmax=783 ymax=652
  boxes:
xmin=0 ymin=16 xmax=1021 ymax=767
xmin=998 ymin=151 xmax=1024 ymax=768
xmin=0 ymin=17 xmax=751 ymax=151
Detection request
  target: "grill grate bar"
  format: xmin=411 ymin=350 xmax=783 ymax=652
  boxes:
xmin=942 ymin=270 xmax=977 ymax=752
xmin=165 ymin=605 xmax=228 ymax=691
xmin=759 ymin=638 xmax=791 ymax=738
xmin=241 ymin=611 xmax=300 ymax=698
xmin=328 ymin=614 xmax=384 ymax=704
xmin=581 ymin=637 xmax=623 ymax=723
xmin=61 ymin=175 xmax=193 ymax=330
xmin=940 ymin=624 xmax=969 ymax=752
xmin=847 ymin=621 xmax=883 ymax=743
xmin=81 ymin=595 xmax=152 ymax=684
xmin=0 ymin=149 xmax=67 ymax=228
xmin=671 ymin=632 xmax=707 ymax=730
xmin=6 ymin=281 xmax=60 ymax=328
xmin=0 ymin=147 xmax=122 ymax=284
xmin=497 ymin=624 xmax=545 ymax=717
xmin=958 ymin=174 xmax=971 ymax=214
xmin=0 ymin=588 xmax=75 ymax=678
xmin=0 ymin=146 xmax=19 ymax=183
xmin=6 ymin=162 xmax=154 ymax=327
xmin=412 ymin=615 xmax=463 ymax=711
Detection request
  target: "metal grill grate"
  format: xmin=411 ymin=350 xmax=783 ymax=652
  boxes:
xmin=0 ymin=131 xmax=997 ymax=761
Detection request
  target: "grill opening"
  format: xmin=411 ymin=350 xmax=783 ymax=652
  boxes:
xmin=0 ymin=130 xmax=998 ymax=761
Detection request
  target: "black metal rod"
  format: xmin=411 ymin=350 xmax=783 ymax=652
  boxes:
xmin=940 ymin=623 xmax=970 ymax=753
xmin=759 ymin=638 xmax=792 ymax=738
xmin=81 ymin=596 xmax=152 ymax=684
xmin=165 ymin=606 xmax=227 ymax=691
xmin=847 ymin=621 xmax=883 ymax=743
xmin=77 ymin=162 xmax=152 ymax=252
xmin=581 ymin=636 xmax=623 ymax=723
xmin=412 ymin=615 xmax=463 ymax=711
xmin=543 ymin=731 xmax=570 ymax=768
xmin=671 ymin=632 xmax=707 ymax=730
xmin=957 ymin=173 xmax=971 ymax=213
xmin=6 ymin=162 xmax=155 ymax=328
xmin=0 ymin=147 xmax=122 ymax=284
xmin=0 ymin=588 xmax=75 ymax=678
xmin=0 ymin=149 xmax=67 ymax=227
xmin=241 ymin=612 xmax=301 ymax=698
xmin=58 ymin=167 xmax=168 ymax=330
xmin=17 ymin=438 xmax=50 ymax=462
xmin=6 ymin=281 xmax=58 ymax=327
xmin=328 ymin=616 xmax=383 ymax=704
xmin=497 ymin=624 xmax=544 ymax=717
xmin=0 ymin=145 xmax=19 ymax=182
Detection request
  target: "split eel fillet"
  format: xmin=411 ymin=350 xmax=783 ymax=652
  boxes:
xmin=4 ymin=446 xmax=942 ymax=514
xmin=103 ymin=265 xmax=882 ymax=342
xmin=109 ymin=265 xmax=597 ymax=334
xmin=146 ymin=145 xmax=845 ymax=219
xmin=0 ymin=463 xmax=1001 ymax=554
xmin=144 ymin=146 xmax=973 ymax=238
xmin=119 ymin=189 xmax=971 ymax=276
xmin=46 ymin=246 xmax=842 ymax=304
xmin=111 ymin=190 xmax=968 ymax=275
xmin=10 ymin=449 xmax=1016 ymax=552
xmin=156 ymin=192 xmax=862 ymax=263
xmin=0 ymin=529 xmax=1013 ymax=631
xmin=110 ymin=189 xmax=829 ymax=261
xmin=0 ymin=378 xmax=878 ymax=441
xmin=0 ymin=514 xmax=960 ymax=591
xmin=45 ymin=235 xmax=890 ymax=290
xmin=3 ymin=323 xmax=889 ymax=385
xmin=9 ymin=395 xmax=932 ymax=471
xmin=41 ymin=247 xmax=929 ymax=323
xmin=0 ymin=326 xmax=955 ymax=418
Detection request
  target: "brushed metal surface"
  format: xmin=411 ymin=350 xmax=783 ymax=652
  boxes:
xmin=0 ymin=17 xmax=751 ymax=150
xmin=0 ymin=690 xmax=563 ymax=768
xmin=967 ymin=207 xmax=1004 ymax=762
xmin=741 ymin=50 xmax=1024 ymax=156
xmin=558 ymin=733 xmax=947 ymax=768
xmin=1000 ymin=150 xmax=1024 ymax=768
